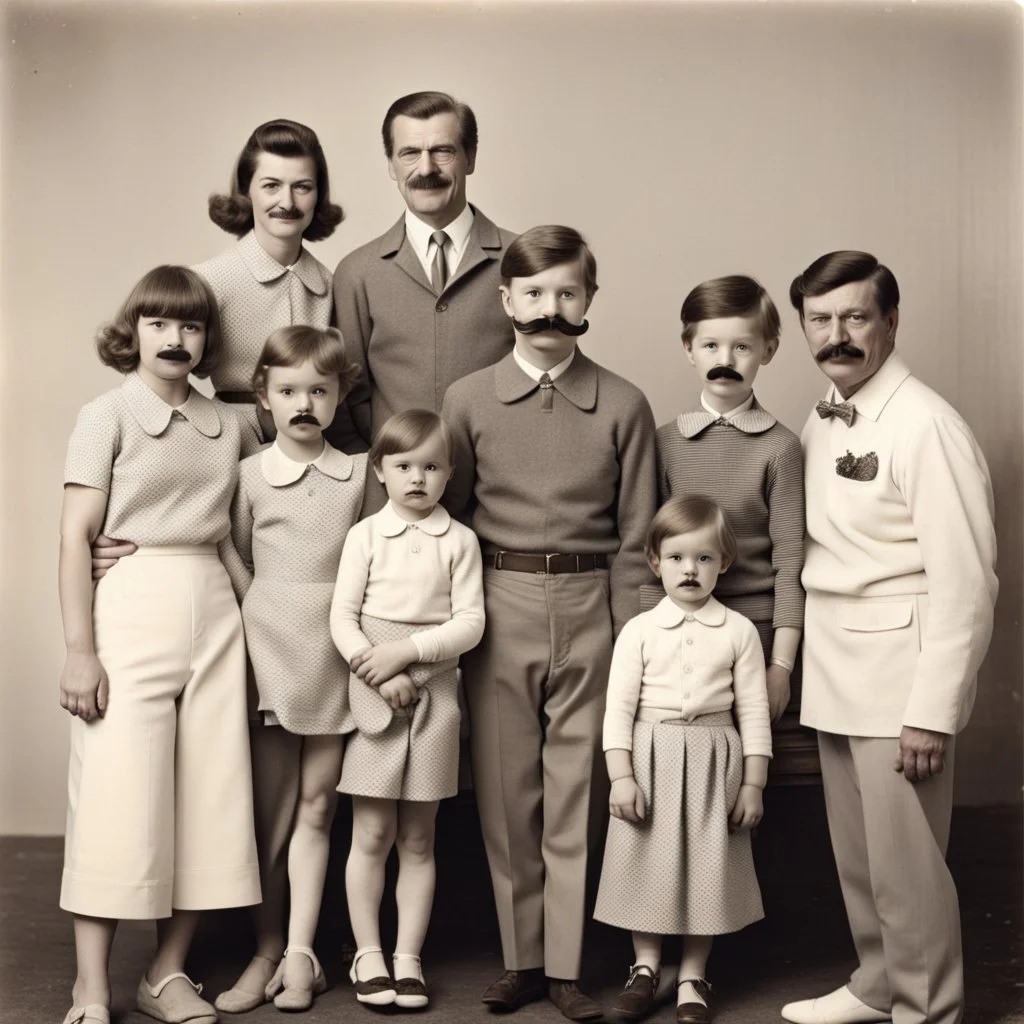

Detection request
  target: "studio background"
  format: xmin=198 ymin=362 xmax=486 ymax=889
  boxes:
xmin=1 ymin=0 xmax=1020 ymax=835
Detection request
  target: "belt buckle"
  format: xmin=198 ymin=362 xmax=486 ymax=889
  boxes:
xmin=543 ymin=553 xmax=554 ymax=575
xmin=495 ymin=552 xmax=505 ymax=570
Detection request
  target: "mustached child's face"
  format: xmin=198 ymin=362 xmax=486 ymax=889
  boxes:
xmin=683 ymin=315 xmax=777 ymax=411
xmin=136 ymin=316 xmax=206 ymax=387
xmin=258 ymin=360 xmax=340 ymax=445
xmin=650 ymin=524 xmax=727 ymax=611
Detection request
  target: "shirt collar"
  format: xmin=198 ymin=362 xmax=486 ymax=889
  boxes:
xmin=700 ymin=390 xmax=754 ymax=419
xmin=651 ymin=594 xmax=727 ymax=628
xmin=677 ymin=393 xmax=777 ymax=438
xmin=377 ymin=500 xmax=452 ymax=537
xmin=403 ymin=204 xmax=475 ymax=265
xmin=122 ymin=372 xmax=222 ymax=438
xmin=494 ymin=349 xmax=597 ymax=411
xmin=823 ymin=350 xmax=912 ymax=424
xmin=260 ymin=439 xmax=354 ymax=487
xmin=236 ymin=230 xmax=329 ymax=296
xmin=512 ymin=345 xmax=576 ymax=383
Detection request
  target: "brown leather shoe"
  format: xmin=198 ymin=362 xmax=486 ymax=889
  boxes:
xmin=676 ymin=978 xmax=712 ymax=1023
xmin=611 ymin=963 xmax=659 ymax=1020
xmin=549 ymin=979 xmax=604 ymax=1021
xmin=481 ymin=968 xmax=546 ymax=1011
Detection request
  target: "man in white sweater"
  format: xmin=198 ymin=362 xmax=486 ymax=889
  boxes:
xmin=782 ymin=252 xmax=998 ymax=1024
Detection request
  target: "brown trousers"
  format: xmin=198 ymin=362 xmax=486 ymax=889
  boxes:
xmin=462 ymin=568 xmax=612 ymax=980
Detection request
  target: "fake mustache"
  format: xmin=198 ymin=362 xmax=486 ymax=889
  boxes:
xmin=706 ymin=365 xmax=744 ymax=382
xmin=512 ymin=315 xmax=590 ymax=337
xmin=289 ymin=413 xmax=321 ymax=426
xmin=816 ymin=342 xmax=864 ymax=362
xmin=156 ymin=349 xmax=191 ymax=362
xmin=270 ymin=209 xmax=304 ymax=220
xmin=408 ymin=172 xmax=451 ymax=191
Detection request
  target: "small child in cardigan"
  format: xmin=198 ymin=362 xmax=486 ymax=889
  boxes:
xmin=653 ymin=275 xmax=805 ymax=723
xmin=595 ymin=496 xmax=772 ymax=1024
xmin=216 ymin=325 xmax=366 ymax=1013
xmin=330 ymin=409 xmax=485 ymax=1010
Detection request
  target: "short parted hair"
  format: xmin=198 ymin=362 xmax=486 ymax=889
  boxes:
xmin=208 ymin=119 xmax=344 ymax=242
xmin=381 ymin=91 xmax=478 ymax=158
xmin=500 ymin=225 xmax=599 ymax=301
xmin=369 ymin=409 xmax=454 ymax=470
xmin=95 ymin=265 xmax=221 ymax=378
xmin=789 ymin=251 xmax=900 ymax=320
xmin=681 ymin=275 xmax=781 ymax=346
xmin=251 ymin=325 xmax=361 ymax=400
xmin=644 ymin=495 xmax=738 ymax=573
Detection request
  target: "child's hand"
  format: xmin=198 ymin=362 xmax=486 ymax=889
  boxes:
xmin=351 ymin=639 xmax=418 ymax=686
xmin=765 ymin=664 xmax=792 ymax=723
xmin=378 ymin=672 xmax=419 ymax=710
xmin=728 ymin=784 xmax=764 ymax=833
xmin=59 ymin=652 xmax=109 ymax=722
xmin=609 ymin=776 xmax=646 ymax=823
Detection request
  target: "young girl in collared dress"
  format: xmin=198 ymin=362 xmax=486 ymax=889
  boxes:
xmin=594 ymin=496 xmax=772 ymax=1024
xmin=330 ymin=410 xmax=485 ymax=1011
xmin=58 ymin=266 xmax=260 ymax=1024
xmin=218 ymin=325 xmax=366 ymax=1012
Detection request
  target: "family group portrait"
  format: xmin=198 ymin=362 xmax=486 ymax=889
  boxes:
xmin=0 ymin=2 xmax=1020 ymax=1024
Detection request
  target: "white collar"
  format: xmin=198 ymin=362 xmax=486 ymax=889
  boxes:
xmin=377 ymin=500 xmax=452 ymax=538
xmin=260 ymin=439 xmax=354 ymax=487
xmin=513 ymin=345 xmax=576 ymax=383
xmin=236 ymin=230 xmax=329 ymax=295
xmin=404 ymin=204 xmax=475 ymax=265
xmin=650 ymin=594 xmax=727 ymax=629
xmin=123 ymin=372 xmax=221 ymax=438
xmin=700 ymin=390 xmax=755 ymax=419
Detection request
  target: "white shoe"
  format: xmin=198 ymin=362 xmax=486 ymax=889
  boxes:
xmin=781 ymin=985 xmax=891 ymax=1024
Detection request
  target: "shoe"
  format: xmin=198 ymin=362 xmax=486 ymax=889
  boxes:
xmin=136 ymin=972 xmax=217 ymax=1024
xmin=481 ymin=968 xmax=546 ymax=1010
xmin=392 ymin=953 xmax=429 ymax=1010
xmin=265 ymin=946 xmax=328 ymax=1012
xmin=611 ymin=963 xmax=659 ymax=1020
xmin=781 ymin=986 xmax=891 ymax=1024
xmin=214 ymin=954 xmax=277 ymax=1013
xmin=676 ymin=978 xmax=711 ymax=1024
xmin=548 ymin=979 xmax=603 ymax=1022
xmin=348 ymin=945 xmax=396 ymax=1006
xmin=61 ymin=1006 xmax=110 ymax=1024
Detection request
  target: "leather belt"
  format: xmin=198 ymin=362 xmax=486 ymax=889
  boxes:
xmin=491 ymin=552 xmax=608 ymax=574
xmin=215 ymin=391 xmax=258 ymax=404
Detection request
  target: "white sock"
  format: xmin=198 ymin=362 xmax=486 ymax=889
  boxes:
xmin=677 ymin=980 xmax=706 ymax=1006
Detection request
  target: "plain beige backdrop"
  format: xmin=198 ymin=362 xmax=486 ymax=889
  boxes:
xmin=1 ymin=0 xmax=1020 ymax=835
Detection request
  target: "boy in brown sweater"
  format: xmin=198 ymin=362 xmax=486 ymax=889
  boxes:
xmin=442 ymin=226 xmax=657 ymax=1021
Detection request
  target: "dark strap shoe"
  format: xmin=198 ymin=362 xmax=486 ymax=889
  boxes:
xmin=548 ymin=979 xmax=604 ymax=1021
xmin=612 ymin=963 xmax=660 ymax=1020
xmin=481 ymin=968 xmax=547 ymax=1011
xmin=676 ymin=978 xmax=712 ymax=1024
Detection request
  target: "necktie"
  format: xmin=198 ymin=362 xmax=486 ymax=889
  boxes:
xmin=430 ymin=230 xmax=450 ymax=295
xmin=539 ymin=372 xmax=554 ymax=412
xmin=815 ymin=398 xmax=856 ymax=427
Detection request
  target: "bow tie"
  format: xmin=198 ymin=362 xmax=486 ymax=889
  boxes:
xmin=816 ymin=398 xmax=856 ymax=427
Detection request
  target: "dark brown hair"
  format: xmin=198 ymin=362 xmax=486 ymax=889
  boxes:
xmin=369 ymin=409 xmax=453 ymax=470
xmin=381 ymin=91 xmax=478 ymax=158
xmin=789 ymin=251 xmax=900 ymax=320
xmin=500 ymin=225 xmax=599 ymax=301
xmin=251 ymin=325 xmax=360 ymax=400
xmin=645 ymin=495 xmax=738 ymax=573
xmin=681 ymin=275 xmax=781 ymax=345
xmin=208 ymin=119 xmax=343 ymax=242
xmin=95 ymin=265 xmax=221 ymax=378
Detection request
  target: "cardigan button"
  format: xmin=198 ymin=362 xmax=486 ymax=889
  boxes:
xmin=436 ymin=301 xmax=448 ymax=312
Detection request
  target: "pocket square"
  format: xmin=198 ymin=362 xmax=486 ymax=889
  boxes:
xmin=835 ymin=450 xmax=878 ymax=481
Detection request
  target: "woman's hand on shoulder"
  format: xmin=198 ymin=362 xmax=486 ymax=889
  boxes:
xmin=609 ymin=776 xmax=646 ymax=823
xmin=60 ymin=651 xmax=109 ymax=721
xmin=728 ymin=784 xmax=764 ymax=833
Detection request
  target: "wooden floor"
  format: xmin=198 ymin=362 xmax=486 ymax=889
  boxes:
xmin=2 ymin=790 xmax=1021 ymax=1023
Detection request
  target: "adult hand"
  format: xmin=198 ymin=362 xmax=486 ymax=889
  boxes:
xmin=609 ymin=776 xmax=646 ymax=822
xmin=765 ymin=664 xmax=792 ymax=723
xmin=377 ymin=672 xmax=419 ymax=710
xmin=893 ymin=725 xmax=949 ymax=783
xmin=728 ymin=784 xmax=764 ymax=833
xmin=59 ymin=651 xmax=109 ymax=721
xmin=90 ymin=534 xmax=137 ymax=579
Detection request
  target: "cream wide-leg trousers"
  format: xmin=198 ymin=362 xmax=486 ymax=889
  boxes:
xmin=60 ymin=546 xmax=261 ymax=920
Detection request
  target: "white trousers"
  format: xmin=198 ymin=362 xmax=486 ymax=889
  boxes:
xmin=60 ymin=546 xmax=261 ymax=920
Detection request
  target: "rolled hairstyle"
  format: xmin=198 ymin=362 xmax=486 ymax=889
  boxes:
xmin=789 ymin=251 xmax=900 ymax=319
xmin=251 ymin=325 xmax=361 ymax=399
xmin=381 ymin=91 xmax=478 ymax=158
xmin=208 ymin=118 xmax=343 ymax=242
xmin=645 ymin=495 xmax=738 ymax=573
xmin=681 ymin=275 xmax=781 ymax=345
xmin=95 ymin=265 xmax=221 ymax=378
xmin=500 ymin=224 xmax=599 ymax=301
xmin=369 ymin=409 xmax=453 ymax=470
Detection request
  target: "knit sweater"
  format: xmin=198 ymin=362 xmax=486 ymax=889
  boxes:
xmin=655 ymin=396 xmax=805 ymax=628
xmin=442 ymin=350 xmax=658 ymax=634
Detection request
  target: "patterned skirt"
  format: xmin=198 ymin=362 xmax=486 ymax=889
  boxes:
xmin=594 ymin=710 xmax=764 ymax=935
xmin=339 ymin=615 xmax=459 ymax=802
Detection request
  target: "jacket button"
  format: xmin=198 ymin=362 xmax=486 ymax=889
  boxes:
xmin=436 ymin=302 xmax=448 ymax=312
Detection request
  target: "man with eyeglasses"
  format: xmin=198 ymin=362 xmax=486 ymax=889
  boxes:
xmin=331 ymin=91 xmax=516 ymax=511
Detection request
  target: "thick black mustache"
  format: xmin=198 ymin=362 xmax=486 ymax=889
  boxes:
xmin=706 ymin=365 xmax=744 ymax=382
xmin=270 ymin=209 xmax=304 ymax=220
xmin=817 ymin=342 xmax=864 ymax=362
xmin=289 ymin=413 xmax=321 ymax=426
xmin=408 ymin=173 xmax=451 ymax=190
xmin=512 ymin=315 xmax=589 ymax=337
xmin=156 ymin=350 xmax=191 ymax=362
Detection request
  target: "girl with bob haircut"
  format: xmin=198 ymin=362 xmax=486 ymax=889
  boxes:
xmin=216 ymin=324 xmax=366 ymax=1013
xmin=58 ymin=265 xmax=260 ymax=1024
xmin=330 ymin=409 xmax=484 ymax=1012
xmin=595 ymin=495 xmax=772 ymax=1024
